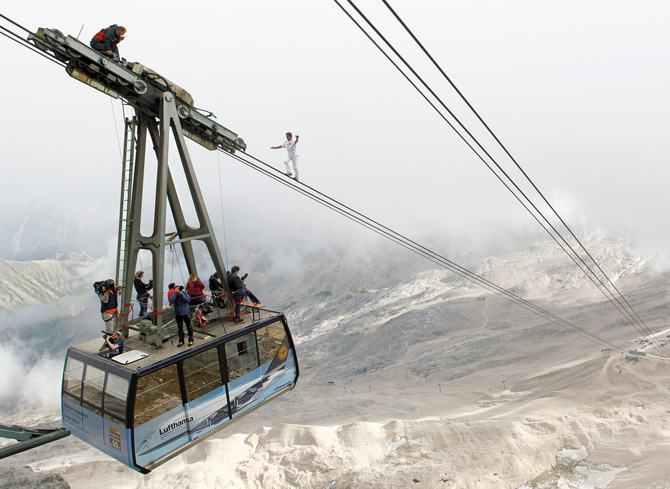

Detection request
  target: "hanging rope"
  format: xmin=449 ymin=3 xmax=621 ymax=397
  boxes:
xmin=173 ymin=243 xmax=186 ymax=286
xmin=170 ymin=243 xmax=176 ymax=283
xmin=109 ymin=98 xmax=124 ymax=159
xmin=216 ymin=149 xmax=230 ymax=267
xmin=221 ymin=147 xmax=629 ymax=353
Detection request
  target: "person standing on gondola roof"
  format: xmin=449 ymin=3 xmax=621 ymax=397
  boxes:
xmin=133 ymin=271 xmax=153 ymax=317
xmin=209 ymin=272 xmax=223 ymax=293
xmin=169 ymin=286 xmax=194 ymax=347
xmin=90 ymin=24 xmax=126 ymax=61
xmin=98 ymin=279 xmax=121 ymax=334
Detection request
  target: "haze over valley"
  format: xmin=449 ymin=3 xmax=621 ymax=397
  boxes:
xmin=0 ymin=226 xmax=668 ymax=489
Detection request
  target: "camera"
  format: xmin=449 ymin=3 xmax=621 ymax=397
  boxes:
xmin=94 ymin=279 xmax=114 ymax=294
xmin=241 ymin=273 xmax=248 ymax=281
xmin=178 ymin=285 xmax=184 ymax=291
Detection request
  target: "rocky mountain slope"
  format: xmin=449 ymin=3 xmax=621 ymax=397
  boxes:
xmin=0 ymin=234 xmax=668 ymax=489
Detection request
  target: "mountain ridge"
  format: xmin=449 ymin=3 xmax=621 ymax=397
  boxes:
xmin=0 ymin=233 xmax=668 ymax=488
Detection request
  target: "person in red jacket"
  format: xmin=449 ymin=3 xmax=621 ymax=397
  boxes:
xmin=90 ymin=24 xmax=126 ymax=61
xmin=186 ymin=273 xmax=206 ymax=305
xmin=167 ymin=283 xmax=177 ymax=303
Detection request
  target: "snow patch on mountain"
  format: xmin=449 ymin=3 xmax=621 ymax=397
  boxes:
xmin=472 ymin=234 xmax=650 ymax=304
xmin=0 ymin=252 xmax=102 ymax=313
xmin=293 ymin=234 xmax=651 ymax=347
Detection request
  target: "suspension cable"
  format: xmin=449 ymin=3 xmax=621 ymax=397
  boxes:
xmin=216 ymin=150 xmax=230 ymax=267
xmin=0 ymin=25 xmax=65 ymax=68
xmin=377 ymin=0 xmax=666 ymax=358
xmin=332 ymin=0 xmax=666 ymax=357
xmin=222 ymin=147 xmax=626 ymax=352
xmin=340 ymin=0 xmax=654 ymax=345
xmin=0 ymin=13 xmax=32 ymax=35
xmin=329 ymin=0 xmax=642 ymax=334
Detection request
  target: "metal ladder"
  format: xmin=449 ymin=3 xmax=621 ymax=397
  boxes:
xmin=115 ymin=116 xmax=138 ymax=291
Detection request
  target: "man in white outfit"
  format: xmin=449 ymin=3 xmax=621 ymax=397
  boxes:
xmin=271 ymin=132 xmax=300 ymax=180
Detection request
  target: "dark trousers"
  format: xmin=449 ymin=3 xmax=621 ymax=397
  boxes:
xmin=137 ymin=293 xmax=149 ymax=317
xmin=176 ymin=314 xmax=193 ymax=342
xmin=232 ymin=290 xmax=247 ymax=318
xmin=232 ymin=289 xmax=260 ymax=318
xmin=90 ymin=40 xmax=119 ymax=59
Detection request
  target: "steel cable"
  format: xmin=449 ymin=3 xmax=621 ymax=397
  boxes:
xmin=222 ymin=147 xmax=625 ymax=352
xmin=332 ymin=0 xmax=666 ymax=357
xmin=378 ymin=0 xmax=666 ymax=358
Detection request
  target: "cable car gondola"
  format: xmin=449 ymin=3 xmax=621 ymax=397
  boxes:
xmin=62 ymin=310 xmax=298 ymax=473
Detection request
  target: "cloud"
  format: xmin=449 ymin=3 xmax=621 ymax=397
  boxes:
xmin=0 ymin=341 xmax=62 ymax=416
xmin=2 ymin=0 xmax=669 ymax=264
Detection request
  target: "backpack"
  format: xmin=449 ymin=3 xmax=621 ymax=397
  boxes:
xmin=196 ymin=308 xmax=208 ymax=329
xmin=92 ymin=27 xmax=107 ymax=42
xmin=92 ymin=24 xmax=118 ymax=42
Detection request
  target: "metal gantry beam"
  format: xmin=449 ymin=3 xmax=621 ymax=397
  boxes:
xmin=23 ymin=27 xmax=245 ymax=344
xmin=118 ymin=92 xmax=232 ymax=344
xmin=28 ymin=27 xmax=246 ymax=154
xmin=0 ymin=424 xmax=70 ymax=459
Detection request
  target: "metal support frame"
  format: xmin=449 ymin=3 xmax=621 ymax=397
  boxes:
xmin=116 ymin=116 xmax=137 ymax=290
xmin=118 ymin=92 xmax=231 ymax=344
xmin=0 ymin=425 xmax=70 ymax=459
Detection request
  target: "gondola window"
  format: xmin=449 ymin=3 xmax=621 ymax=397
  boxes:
xmin=183 ymin=347 xmax=223 ymax=402
xmin=82 ymin=365 xmax=105 ymax=409
xmin=104 ymin=373 xmax=129 ymax=421
xmin=225 ymin=333 xmax=258 ymax=381
xmin=257 ymin=323 xmax=286 ymax=364
xmin=135 ymin=365 xmax=182 ymax=426
xmin=63 ymin=357 xmax=85 ymax=399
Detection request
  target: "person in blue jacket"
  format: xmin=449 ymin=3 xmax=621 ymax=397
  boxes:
xmin=169 ymin=286 xmax=194 ymax=347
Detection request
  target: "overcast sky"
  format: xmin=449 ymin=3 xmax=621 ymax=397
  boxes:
xmin=1 ymin=0 xmax=669 ymax=264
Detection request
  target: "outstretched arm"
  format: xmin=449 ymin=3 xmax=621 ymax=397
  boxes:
xmin=271 ymin=145 xmax=282 ymax=149
xmin=295 ymin=135 xmax=299 ymax=143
